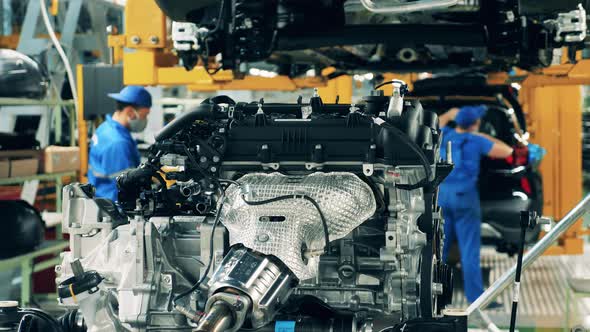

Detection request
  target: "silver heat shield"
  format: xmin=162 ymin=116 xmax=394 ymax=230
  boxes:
xmin=221 ymin=172 xmax=376 ymax=280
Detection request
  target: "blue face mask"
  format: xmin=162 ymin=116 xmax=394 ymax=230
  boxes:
xmin=129 ymin=109 xmax=147 ymax=133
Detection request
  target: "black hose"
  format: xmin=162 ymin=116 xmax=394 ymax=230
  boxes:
xmin=241 ymin=194 xmax=330 ymax=253
xmin=205 ymin=0 xmax=226 ymax=36
xmin=155 ymin=104 xmax=218 ymax=141
xmin=373 ymin=79 xmax=409 ymax=95
xmin=370 ymin=117 xmax=433 ymax=190
xmin=57 ymin=310 xmax=85 ymax=332
xmin=202 ymin=95 xmax=236 ymax=106
xmin=17 ymin=308 xmax=64 ymax=332
xmin=17 ymin=314 xmax=33 ymax=332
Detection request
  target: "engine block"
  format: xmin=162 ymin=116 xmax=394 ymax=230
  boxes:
xmin=56 ymin=83 xmax=459 ymax=332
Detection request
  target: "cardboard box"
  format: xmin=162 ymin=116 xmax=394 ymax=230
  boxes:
xmin=0 ymin=149 xmax=42 ymax=160
xmin=44 ymin=146 xmax=80 ymax=173
xmin=0 ymin=159 xmax=9 ymax=178
xmin=0 ymin=150 xmax=41 ymax=177
xmin=10 ymin=158 xmax=39 ymax=177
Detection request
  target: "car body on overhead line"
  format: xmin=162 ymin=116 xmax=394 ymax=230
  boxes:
xmin=155 ymin=0 xmax=589 ymax=76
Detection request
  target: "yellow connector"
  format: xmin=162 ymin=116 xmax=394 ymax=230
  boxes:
xmin=50 ymin=0 xmax=59 ymax=16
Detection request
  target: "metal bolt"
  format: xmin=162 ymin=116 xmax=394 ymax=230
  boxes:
xmin=162 ymin=274 xmax=172 ymax=286
xmin=212 ymin=156 xmax=220 ymax=163
xmin=210 ymin=166 xmax=217 ymax=173
xmin=256 ymin=233 xmax=270 ymax=243
xmin=149 ymin=35 xmax=159 ymax=44
xmin=433 ymin=282 xmax=443 ymax=295
xmin=54 ymin=265 xmax=62 ymax=272
xmin=130 ymin=35 xmax=141 ymax=44
xmin=505 ymin=11 xmax=515 ymax=22
xmin=200 ymin=156 xmax=208 ymax=163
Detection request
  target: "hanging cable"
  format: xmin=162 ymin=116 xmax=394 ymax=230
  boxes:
xmin=39 ymin=0 xmax=79 ymax=115
xmin=367 ymin=115 xmax=433 ymax=190
xmin=205 ymin=0 xmax=226 ymax=36
xmin=172 ymin=192 xmax=226 ymax=312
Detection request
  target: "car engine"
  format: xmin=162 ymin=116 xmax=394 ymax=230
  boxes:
xmin=56 ymin=81 xmax=461 ymax=331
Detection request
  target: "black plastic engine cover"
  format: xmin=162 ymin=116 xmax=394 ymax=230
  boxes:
xmin=223 ymin=116 xmax=436 ymax=168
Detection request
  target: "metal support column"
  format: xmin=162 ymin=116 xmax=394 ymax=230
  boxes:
xmin=20 ymin=260 xmax=33 ymax=307
xmin=53 ymin=105 xmax=62 ymax=144
xmin=76 ymin=65 xmax=88 ymax=183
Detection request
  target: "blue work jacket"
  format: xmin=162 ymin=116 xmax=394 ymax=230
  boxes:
xmin=438 ymin=127 xmax=494 ymax=210
xmin=88 ymin=115 xmax=140 ymax=202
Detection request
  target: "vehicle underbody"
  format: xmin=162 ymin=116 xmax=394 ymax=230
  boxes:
xmin=158 ymin=0 xmax=588 ymax=75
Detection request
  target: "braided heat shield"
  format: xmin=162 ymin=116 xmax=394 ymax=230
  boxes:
xmin=221 ymin=172 xmax=376 ymax=280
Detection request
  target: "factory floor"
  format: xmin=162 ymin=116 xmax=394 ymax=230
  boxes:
xmin=453 ymin=246 xmax=590 ymax=331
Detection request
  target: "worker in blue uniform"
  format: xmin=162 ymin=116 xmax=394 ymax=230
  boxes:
xmin=88 ymin=86 xmax=152 ymax=202
xmin=438 ymin=105 xmax=513 ymax=304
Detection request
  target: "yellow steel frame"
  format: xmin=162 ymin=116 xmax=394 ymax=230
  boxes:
xmin=77 ymin=65 xmax=89 ymax=183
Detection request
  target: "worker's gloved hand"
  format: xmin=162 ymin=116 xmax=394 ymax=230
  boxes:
xmin=528 ymin=143 xmax=546 ymax=165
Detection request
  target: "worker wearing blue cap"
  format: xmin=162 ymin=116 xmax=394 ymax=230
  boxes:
xmin=88 ymin=86 xmax=152 ymax=202
xmin=438 ymin=105 xmax=513 ymax=305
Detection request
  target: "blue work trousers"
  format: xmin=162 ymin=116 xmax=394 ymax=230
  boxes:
xmin=441 ymin=201 xmax=484 ymax=303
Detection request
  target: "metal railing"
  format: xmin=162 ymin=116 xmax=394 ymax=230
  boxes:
xmin=468 ymin=193 xmax=590 ymax=315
